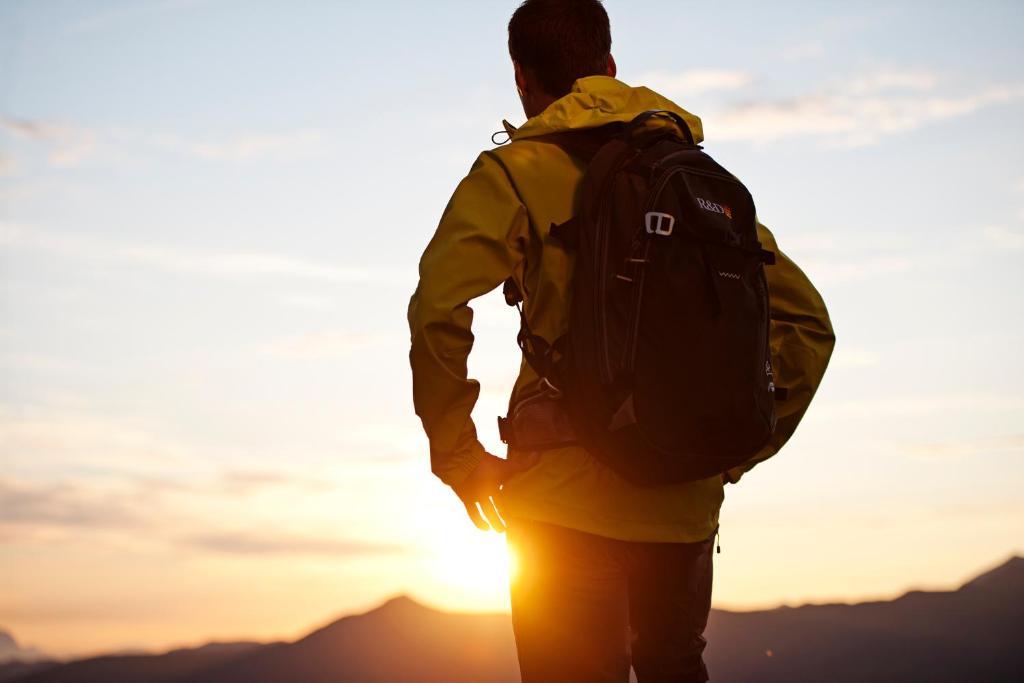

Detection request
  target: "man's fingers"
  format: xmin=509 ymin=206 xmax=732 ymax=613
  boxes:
xmin=463 ymin=501 xmax=489 ymax=531
xmin=479 ymin=496 xmax=507 ymax=533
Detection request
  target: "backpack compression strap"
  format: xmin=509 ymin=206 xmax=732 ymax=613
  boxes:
xmin=500 ymin=113 xmax=692 ymax=395
xmin=503 ymin=271 xmax=566 ymax=396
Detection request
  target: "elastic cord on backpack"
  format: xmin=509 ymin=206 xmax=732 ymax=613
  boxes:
xmin=504 ymin=275 xmax=563 ymax=397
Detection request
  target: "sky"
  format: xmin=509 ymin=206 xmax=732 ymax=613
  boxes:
xmin=1 ymin=0 xmax=1023 ymax=658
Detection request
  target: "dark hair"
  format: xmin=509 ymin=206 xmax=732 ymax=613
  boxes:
xmin=508 ymin=0 xmax=611 ymax=97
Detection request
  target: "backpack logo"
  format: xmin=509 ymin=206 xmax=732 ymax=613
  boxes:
xmin=696 ymin=197 xmax=732 ymax=219
xmin=645 ymin=211 xmax=675 ymax=236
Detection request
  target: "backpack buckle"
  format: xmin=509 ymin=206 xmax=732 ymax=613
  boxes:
xmin=503 ymin=277 xmax=523 ymax=307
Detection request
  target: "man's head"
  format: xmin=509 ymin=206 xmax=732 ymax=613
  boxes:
xmin=508 ymin=0 xmax=615 ymax=118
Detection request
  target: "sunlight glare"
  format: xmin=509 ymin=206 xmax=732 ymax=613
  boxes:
xmin=428 ymin=525 xmax=515 ymax=606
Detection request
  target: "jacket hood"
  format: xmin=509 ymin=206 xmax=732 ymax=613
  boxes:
xmin=507 ymin=76 xmax=704 ymax=143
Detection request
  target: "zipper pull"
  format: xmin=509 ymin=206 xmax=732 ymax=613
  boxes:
xmin=715 ymin=528 xmax=721 ymax=554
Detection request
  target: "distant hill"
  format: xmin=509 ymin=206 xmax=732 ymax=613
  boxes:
xmin=0 ymin=629 xmax=54 ymax=683
xmin=704 ymin=555 xmax=1024 ymax=682
xmin=0 ymin=630 xmax=47 ymax=664
xmin=5 ymin=642 xmax=264 ymax=683
xmin=10 ymin=556 xmax=1024 ymax=682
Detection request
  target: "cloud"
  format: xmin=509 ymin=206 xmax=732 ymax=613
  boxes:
xmin=0 ymin=401 xmax=346 ymax=498
xmin=0 ymin=222 xmax=414 ymax=286
xmin=983 ymin=225 xmax=1024 ymax=250
xmin=900 ymin=434 xmax=1024 ymax=462
xmin=216 ymin=469 xmax=333 ymax=495
xmin=638 ymin=69 xmax=754 ymax=97
xmin=0 ymin=404 xmax=193 ymax=469
xmin=705 ymin=70 xmax=1024 ymax=147
xmin=0 ymin=479 xmax=145 ymax=532
xmin=845 ymin=69 xmax=939 ymax=95
xmin=0 ymin=117 xmax=324 ymax=168
xmin=181 ymin=531 xmax=404 ymax=557
xmin=123 ymin=468 xmax=335 ymax=498
xmin=141 ymin=128 xmax=324 ymax=162
xmin=0 ymin=118 xmax=97 ymax=167
xmin=0 ymin=474 xmax=397 ymax=560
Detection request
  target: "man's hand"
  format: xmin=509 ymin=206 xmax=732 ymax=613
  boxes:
xmin=453 ymin=452 xmax=540 ymax=532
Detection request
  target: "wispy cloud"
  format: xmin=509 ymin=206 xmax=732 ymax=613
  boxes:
xmin=0 ymin=478 xmax=145 ymax=532
xmin=0 ymin=474 xmax=398 ymax=558
xmin=0 ymin=117 xmax=325 ymax=168
xmin=216 ymin=469 xmax=333 ymax=495
xmin=125 ymin=468 xmax=334 ymax=497
xmin=845 ymin=69 xmax=939 ymax=95
xmin=0 ymin=118 xmax=97 ymax=167
xmin=0 ymin=404 xmax=192 ymax=469
xmin=181 ymin=531 xmax=404 ymax=557
xmin=701 ymin=69 xmax=1024 ymax=147
xmin=639 ymin=69 xmax=754 ymax=96
xmin=0 ymin=223 xmax=413 ymax=286
xmin=140 ymin=128 xmax=324 ymax=162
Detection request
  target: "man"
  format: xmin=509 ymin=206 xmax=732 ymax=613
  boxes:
xmin=408 ymin=1 xmax=835 ymax=680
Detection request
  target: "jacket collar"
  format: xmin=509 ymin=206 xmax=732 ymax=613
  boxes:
xmin=509 ymin=76 xmax=704 ymax=144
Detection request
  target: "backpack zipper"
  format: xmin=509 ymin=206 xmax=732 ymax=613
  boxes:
xmin=596 ymin=205 xmax=615 ymax=384
xmin=621 ymin=240 xmax=651 ymax=373
xmin=621 ymin=163 xmax=752 ymax=375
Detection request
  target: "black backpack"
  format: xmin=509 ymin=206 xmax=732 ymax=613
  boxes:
xmin=500 ymin=109 xmax=780 ymax=485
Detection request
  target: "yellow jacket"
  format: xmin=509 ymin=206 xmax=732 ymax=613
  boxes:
xmin=408 ymin=76 xmax=835 ymax=542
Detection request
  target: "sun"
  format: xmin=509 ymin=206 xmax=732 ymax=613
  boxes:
xmin=426 ymin=524 xmax=518 ymax=609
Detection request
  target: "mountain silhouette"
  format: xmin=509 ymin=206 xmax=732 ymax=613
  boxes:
xmin=3 ymin=641 xmax=263 ymax=683
xmin=703 ymin=555 xmax=1024 ymax=682
xmin=9 ymin=556 xmax=1023 ymax=682
xmin=0 ymin=630 xmax=52 ymax=683
xmin=0 ymin=629 xmax=47 ymax=664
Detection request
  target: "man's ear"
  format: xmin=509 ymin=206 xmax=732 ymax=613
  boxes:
xmin=606 ymin=53 xmax=617 ymax=78
xmin=514 ymin=60 xmax=527 ymax=98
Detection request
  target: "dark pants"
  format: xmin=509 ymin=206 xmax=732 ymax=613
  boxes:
xmin=507 ymin=518 xmax=714 ymax=683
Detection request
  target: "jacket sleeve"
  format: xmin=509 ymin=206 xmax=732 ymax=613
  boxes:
xmin=408 ymin=152 xmax=528 ymax=488
xmin=725 ymin=222 xmax=836 ymax=483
